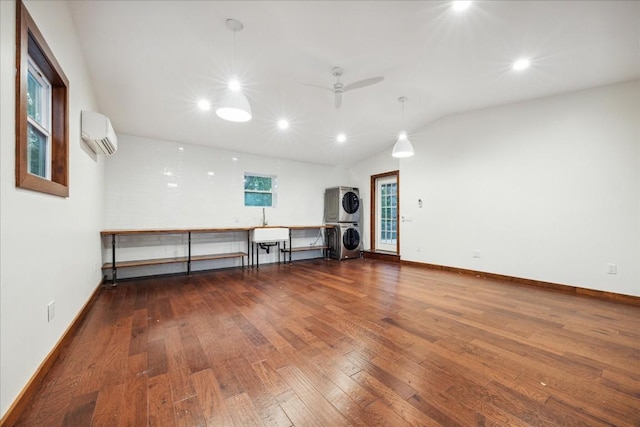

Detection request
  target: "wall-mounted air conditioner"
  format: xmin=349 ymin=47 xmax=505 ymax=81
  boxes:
xmin=81 ymin=110 xmax=118 ymax=155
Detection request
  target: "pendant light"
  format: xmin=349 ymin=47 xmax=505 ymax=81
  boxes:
xmin=392 ymin=97 xmax=414 ymax=158
xmin=216 ymin=19 xmax=252 ymax=122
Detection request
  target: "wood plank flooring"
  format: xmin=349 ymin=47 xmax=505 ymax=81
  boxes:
xmin=12 ymin=259 xmax=640 ymax=426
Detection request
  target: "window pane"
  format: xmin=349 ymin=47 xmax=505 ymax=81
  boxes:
xmin=27 ymin=124 xmax=47 ymax=178
xmin=244 ymin=175 xmax=272 ymax=191
xmin=245 ymin=192 xmax=272 ymax=207
xmin=27 ymin=70 xmax=42 ymax=123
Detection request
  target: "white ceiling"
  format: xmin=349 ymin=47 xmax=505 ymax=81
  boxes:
xmin=68 ymin=1 xmax=640 ymax=167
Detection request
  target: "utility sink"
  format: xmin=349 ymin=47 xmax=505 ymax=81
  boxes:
xmin=252 ymin=227 xmax=289 ymax=242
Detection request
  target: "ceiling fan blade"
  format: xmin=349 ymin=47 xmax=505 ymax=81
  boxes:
xmin=335 ymin=92 xmax=342 ymax=109
xmin=343 ymin=76 xmax=384 ymax=92
xmin=299 ymin=82 xmax=334 ymax=92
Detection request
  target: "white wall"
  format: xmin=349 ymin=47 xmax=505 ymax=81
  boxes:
xmin=104 ymin=134 xmax=351 ymax=273
xmin=349 ymin=150 xmax=399 ymax=251
xmin=0 ymin=3 xmax=636 ymax=418
xmin=401 ymin=80 xmax=640 ymax=297
xmin=0 ymin=0 xmax=104 ymax=418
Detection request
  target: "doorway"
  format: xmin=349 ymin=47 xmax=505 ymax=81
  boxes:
xmin=370 ymin=171 xmax=399 ymax=254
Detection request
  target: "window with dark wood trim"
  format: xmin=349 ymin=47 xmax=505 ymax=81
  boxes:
xmin=16 ymin=0 xmax=69 ymax=197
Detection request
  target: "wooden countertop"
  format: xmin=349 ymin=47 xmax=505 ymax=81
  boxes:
xmin=100 ymin=225 xmax=333 ymax=236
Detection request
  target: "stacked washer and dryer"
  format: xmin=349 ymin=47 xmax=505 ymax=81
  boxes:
xmin=324 ymin=186 xmax=362 ymax=260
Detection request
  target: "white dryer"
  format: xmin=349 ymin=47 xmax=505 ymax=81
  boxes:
xmin=327 ymin=223 xmax=361 ymax=260
xmin=324 ymin=186 xmax=360 ymax=223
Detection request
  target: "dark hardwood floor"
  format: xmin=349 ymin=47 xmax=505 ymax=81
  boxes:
xmin=13 ymin=259 xmax=640 ymax=426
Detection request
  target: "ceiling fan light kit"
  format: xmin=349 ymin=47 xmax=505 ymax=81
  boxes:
xmin=216 ymin=18 xmax=252 ymax=122
xmin=392 ymin=96 xmax=415 ymax=158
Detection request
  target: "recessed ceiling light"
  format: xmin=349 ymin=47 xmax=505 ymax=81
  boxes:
xmin=231 ymin=157 xmax=238 ymax=162
xmin=513 ymin=58 xmax=531 ymax=71
xmin=452 ymin=1 xmax=472 ymax=12
xmin=207 ymin=171 xmax=215 ymax=176
xmin=336 ymin=133 xmax=346 ymax=143
xmin=278 ymin=119 xmax=289 ymax=130
xmin=197 ymin=99 xmax=211 ymax=110
xmin=178 ymin=147 xmax=184 ymax=151
xmin=167 ymin=183 xmax=178 ymax=188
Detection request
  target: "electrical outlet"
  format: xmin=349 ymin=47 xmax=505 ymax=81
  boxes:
xmin=473 ymin=250 xmax=481 ymax=258
xmin=607 ymin=263 xmax=617 ymax=275
xmin=47 ymin=300 xmax=55 ymax=322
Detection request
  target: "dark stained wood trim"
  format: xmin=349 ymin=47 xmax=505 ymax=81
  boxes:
xmin=363 ymin=250 xmax=401 ymax=263
xmin=370 ymin=176 xmax=374 ymax=251
xmin=369 ymin=170 xmax=400 ymax=254
xmin=15 ymin=0 xmax=69 ymax=198
xmin=400 ymin=259 xmax=640 ymax=307
xmin=397 ymin=172 xmax=400 ymax=256
xmin=0 ymin=281 xmax=103 ymax=427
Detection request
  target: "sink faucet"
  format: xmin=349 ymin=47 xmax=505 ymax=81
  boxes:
xmin=262 ymin=208 xmax=268 ymax=226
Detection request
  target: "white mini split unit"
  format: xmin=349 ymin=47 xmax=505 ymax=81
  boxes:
xmin=81 ymin=110 xmax=118 ymax=155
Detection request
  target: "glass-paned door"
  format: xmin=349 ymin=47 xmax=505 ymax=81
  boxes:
xmin=376 ymin=175 xmax=398 ymax=253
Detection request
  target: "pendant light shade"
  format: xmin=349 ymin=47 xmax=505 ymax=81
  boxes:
xmin=217 ymin=19 xmax=252 ymax=123
xmin=216 ymin=87 xmax=252 ymax=122
xmin=392 ymin=97 xmax=414 ymax=158
xmin=392 ymin=131 xmax=414 ymax=158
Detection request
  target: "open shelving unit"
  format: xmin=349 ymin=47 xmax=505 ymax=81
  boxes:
xmin=281 ymin=225 xmax=334 ymax=263
xmin=101 ymin=225 xmax=333 ymax=284
xmin=101 ymin=228 xmax=251 ymax=284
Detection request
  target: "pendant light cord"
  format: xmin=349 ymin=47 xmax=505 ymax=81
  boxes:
xmin=231 ymin=29 xmax=236 ymax=74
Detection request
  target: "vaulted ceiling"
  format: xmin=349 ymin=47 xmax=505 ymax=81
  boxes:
xmin=68 ymin=1 xmax=640 ymax=166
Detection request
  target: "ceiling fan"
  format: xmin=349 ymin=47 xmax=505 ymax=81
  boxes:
xmin=307 ymin=67 xmax=384 ymax=109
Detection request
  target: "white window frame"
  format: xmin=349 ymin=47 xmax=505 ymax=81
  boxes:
xmin=244 ymin=173 xmax=278 ymax=208
xmin=26 ymin=56 xmax=52 ymax=180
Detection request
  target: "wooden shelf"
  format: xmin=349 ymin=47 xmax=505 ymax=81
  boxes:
xmin=282 ymin=245 xmax=328 ymax=253
xmin=103 ymin=256 xmax=188 ymax=269
xmin=102 ymin=252 xmax=249 ymax=270
xmin=101 ymin=227 xmax=252 ymax=236
xmin=191 ymin=252 xmax=247 ymax=262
